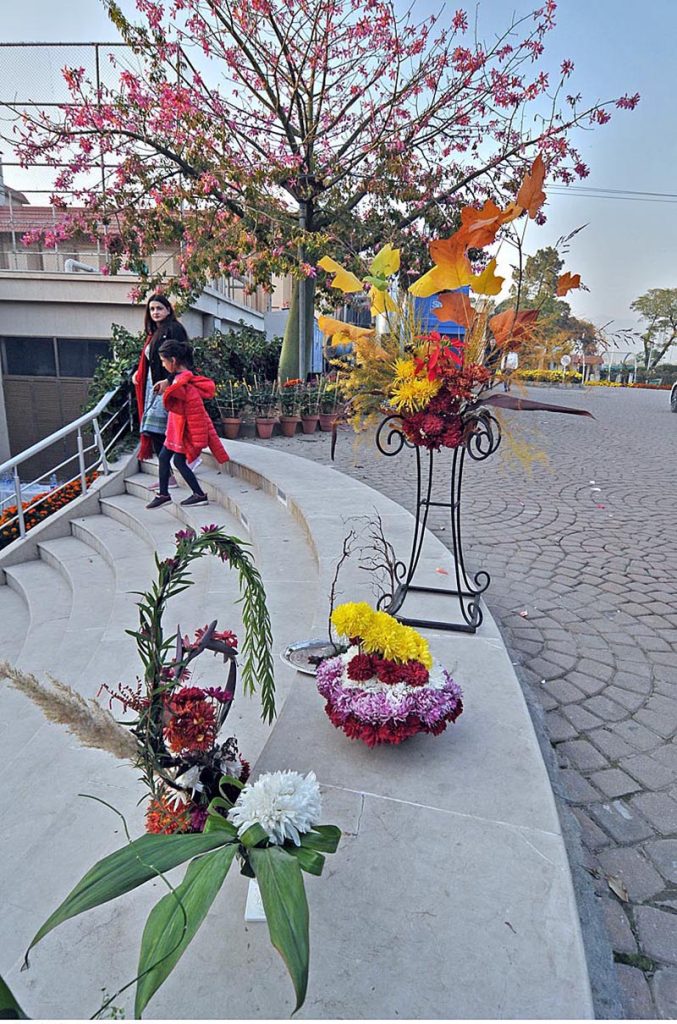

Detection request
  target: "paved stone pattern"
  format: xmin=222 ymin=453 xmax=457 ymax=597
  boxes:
xmin=251 ymin=386 xmax=677 ymax=1018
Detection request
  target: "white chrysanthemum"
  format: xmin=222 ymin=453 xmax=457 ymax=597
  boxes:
xmin=228 ymin=770 xmax=322 ymax=846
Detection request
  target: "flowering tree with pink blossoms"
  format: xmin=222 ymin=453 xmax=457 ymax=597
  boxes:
xmin=11 ymin=0 xmax=638 ymax=377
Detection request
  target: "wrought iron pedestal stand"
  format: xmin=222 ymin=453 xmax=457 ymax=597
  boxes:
xmin=376 ymin=408 xmax=501 ymax=633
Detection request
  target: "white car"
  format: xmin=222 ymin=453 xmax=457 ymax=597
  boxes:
xmin=672 ymin=382 xmax=677 ymax=412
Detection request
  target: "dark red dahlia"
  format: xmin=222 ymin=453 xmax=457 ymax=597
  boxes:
xmin=374 ymin=657 xmax=405 ymax=685
xmin=401 ymin=661 xmax=430 ymax=686
xmin=347 ymin=653 xmax=375 ymax=681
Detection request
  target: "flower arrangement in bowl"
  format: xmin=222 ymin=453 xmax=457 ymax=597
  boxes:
xmin=316 ymin=601 xmax=463 ymax=746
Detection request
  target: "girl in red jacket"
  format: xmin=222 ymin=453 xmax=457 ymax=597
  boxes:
xmin=146 ymin=339 xmax=229 ymax=509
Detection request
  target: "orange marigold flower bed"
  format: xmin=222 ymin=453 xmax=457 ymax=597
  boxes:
xmin=0 ymin=472 xmax=98 ymax=550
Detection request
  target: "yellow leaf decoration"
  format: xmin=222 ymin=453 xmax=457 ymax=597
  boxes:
xmin=317 ymin=256 xmax=364 ymax=293
xmin=317 ymin=316 xmax=374 ymax=341
xmin=370 ymin=243 xmax=400 ymax=279
xmin=469 ymin=258 xmax=505 ymax=296
xmin=409 ymin=237 xmax=473 ymax=297
xmin=369 ymin=287 xmax=399 ymax=316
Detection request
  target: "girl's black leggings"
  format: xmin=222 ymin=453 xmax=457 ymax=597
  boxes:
xmin=158 ymin=446 xmax=202 ymax=496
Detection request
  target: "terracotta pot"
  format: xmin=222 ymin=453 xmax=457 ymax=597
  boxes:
xmin=301 ymin=414 xmax=319 ymax=434
xmin=255 ymin=416 xmax=277 ymax=439
xmin=221 ymin=417 xmax=242 ymax=440
xmin=319 ymin=412 xmax=336 ymax=432
xmin=279 ymin=415 xmax=300 ymax=437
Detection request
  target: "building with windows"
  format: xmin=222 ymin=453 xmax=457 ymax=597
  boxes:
xmin=0 ymin=191 xmax=272 ymax=469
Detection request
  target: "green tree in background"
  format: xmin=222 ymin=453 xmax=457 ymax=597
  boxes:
xmin=630 ymin=288 xmax=677 ymax=370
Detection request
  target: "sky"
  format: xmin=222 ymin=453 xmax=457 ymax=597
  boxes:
xmin=2 ymin=0 xmax=677 ymax=346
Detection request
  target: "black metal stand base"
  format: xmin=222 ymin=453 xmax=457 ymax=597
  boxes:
xmin=375 ymin=409 xmax=501 ymax=634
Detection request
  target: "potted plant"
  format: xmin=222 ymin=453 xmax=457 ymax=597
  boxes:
xmin=278 ymin=378 xmax=303 ymax=436
xmin=251 ymin=379 xmax=279 ymax=438
xmin=301 ymin=379 xmax=321 ymax=433
xmin=318 ymin=374 xmax=342 ymax=431
xmin=216 ymin=380 xmax=250 ymax=439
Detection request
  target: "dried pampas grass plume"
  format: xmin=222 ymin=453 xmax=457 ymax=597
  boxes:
xmin=0 ymin=661 xmax=140 ymax=762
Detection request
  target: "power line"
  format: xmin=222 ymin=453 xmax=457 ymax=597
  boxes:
xmin=549 ymin=185 xmax=677 ymax=205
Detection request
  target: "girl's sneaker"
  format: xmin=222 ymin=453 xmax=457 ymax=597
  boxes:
xmin=180 ymin=493 xmax=209 ymax=506
xmin=146 ymin=494 xmax=172 ymax=509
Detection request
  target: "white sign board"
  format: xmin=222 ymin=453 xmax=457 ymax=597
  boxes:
xmin=560 ymin=354 xmax=572 ymax=367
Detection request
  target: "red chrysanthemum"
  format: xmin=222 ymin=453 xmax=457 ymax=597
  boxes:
xmin=347 ymin=653 xmax=375 ymax=681
xmin=164 ymin=690 xmax=217 ymax=753
xmin=145 ymin=792 xmax=192 ymax=834
xmin=420 ymin=413 xmax=445 ymax=436
xmin=374 ymin=657 xmax=405 ymax=685
xmin=401 ymin=661 xmax=430 ymax=686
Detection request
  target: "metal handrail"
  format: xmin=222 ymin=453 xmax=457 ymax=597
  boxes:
xmin=0 ymin=381 xmax=135 ymax=542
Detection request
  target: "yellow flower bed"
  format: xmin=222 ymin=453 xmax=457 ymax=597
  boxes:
xmin=513 ymin=369 xmax=583 ymax=384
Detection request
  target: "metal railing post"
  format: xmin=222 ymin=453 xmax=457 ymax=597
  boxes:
xmin=76 ymin=428 xmax=87 ymax=491
xmin=13 ymin=467 xmax=26 ymax=538
xmin=92 ymin=417 xmax=110 ymax=474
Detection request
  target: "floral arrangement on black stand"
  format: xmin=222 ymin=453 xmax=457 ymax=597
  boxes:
xmin=1 ymin=524 xmax=340 ymax=1018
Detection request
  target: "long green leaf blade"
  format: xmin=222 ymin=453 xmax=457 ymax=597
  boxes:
xmin=28 ymin=832 xmax=231 ymax=955
xmin=300 ymin=825 xmax=341 ymax=853
xmin=249 ymin=846 xmax=309 ymax=1012
xmin=135 ymin=844 xmax=237 ymax=1017
xmin=0 ymin=975 xmax=29 ymax=1019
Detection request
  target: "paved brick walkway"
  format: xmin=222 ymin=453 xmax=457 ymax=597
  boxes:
xmin=250 ymin=385 xmax=677 ymax=1018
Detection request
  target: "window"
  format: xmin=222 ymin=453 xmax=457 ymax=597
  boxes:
xmin=4 ymin=337 xmax=57 ymax=376
xmin=57 ymin=339 xmax=111 ymax=378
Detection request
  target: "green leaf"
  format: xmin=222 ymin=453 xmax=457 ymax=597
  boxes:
xmin=239 ymin=822 xmax=268 ymax=848
xmin=28 ymin=832 xmax=232 ymax=957
xmin=203 ymin=807 xmax=238 ymax=836
xmin=0 ymin=975 xmax=29 ymax=1019
xmin=249 ymin=846 xmax=309 ymax=1012
xmin=286 ymin=845 xmax=326 ymax=876
xmin=135 ymin=844 xmax=237 ymax=1017
xmin=299 ymin=825 xmax=341 ymax=854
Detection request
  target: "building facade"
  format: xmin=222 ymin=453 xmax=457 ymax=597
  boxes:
xmin=0 ymin=192 xmax=272 ymax=473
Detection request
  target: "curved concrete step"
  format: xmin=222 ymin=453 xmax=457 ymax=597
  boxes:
xmin=3 ymin=560 xmax=72 ymax=675
xmin=0 ymin=582 xmax=29 ymax=663
xmin=37 ymin=535 xmax=115 ymax=682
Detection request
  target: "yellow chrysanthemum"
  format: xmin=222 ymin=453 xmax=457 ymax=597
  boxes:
xmin=331 ymin=602 xmax=376 ymax=641
xmin=331 ymin=603 xmax=432 ymax=666
xmin=390 ymin=376 xmax=441 ymax=413
xmin=393 ymin=358 xmax=417 ymax=382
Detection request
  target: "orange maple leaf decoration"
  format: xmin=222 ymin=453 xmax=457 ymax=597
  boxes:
xmin=489 ymin=309 xmax=539 ymax=348
xmin=433 ymin=291 xmax=474 ymax=327
xmin=458 ymin=199 xmax=506 ymax=249
xmin=516 ymin=153 xmax=546 ymax=219
xmin=556 ymin=272 xmax=582 ymax=296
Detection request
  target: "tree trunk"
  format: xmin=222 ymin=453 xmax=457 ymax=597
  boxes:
xmin=278 ymin=276 xmax=317 ymax=381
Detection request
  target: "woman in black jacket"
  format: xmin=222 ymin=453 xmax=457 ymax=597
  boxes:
xmin=133 ymin=294 xmax=189 ymax=466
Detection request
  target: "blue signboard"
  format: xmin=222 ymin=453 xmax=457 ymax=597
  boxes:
xmin=412 ymin=289 xmax=468 ymax=338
